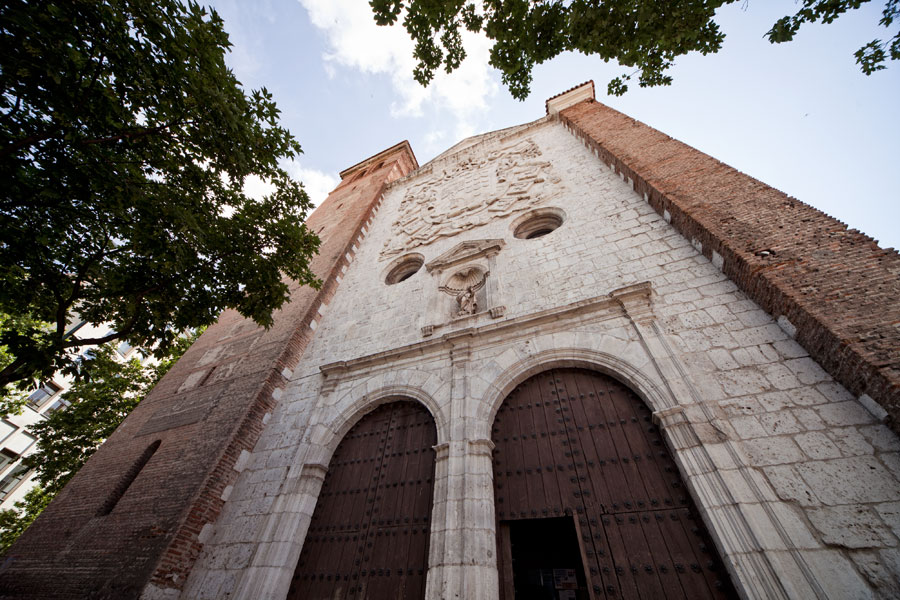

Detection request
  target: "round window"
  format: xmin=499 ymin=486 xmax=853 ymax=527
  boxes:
xmin=511 ymin=207 xmax=566 ymax=239
xmin=384 ymin=253 xmax=424 ymax=285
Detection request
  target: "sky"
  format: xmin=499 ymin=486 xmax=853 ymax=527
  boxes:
xmin=205 ymin=1 xmax=900 ymax=250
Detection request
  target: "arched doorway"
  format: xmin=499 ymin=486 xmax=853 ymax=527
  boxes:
xmin=288 ymin=400 xmax=437 ymax=599
xmin=492 ymin=368 xmax=736 ymax=599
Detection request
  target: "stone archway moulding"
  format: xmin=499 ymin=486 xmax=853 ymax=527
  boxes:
xmin=476 ymin=346 xmax=674 ymax=436
xmin=475 ymin=346 xmax=821 ymax=600
xmin=313 ymin=383 xmax=449 ymax=456
xmin=229 ymin=386 xmax=444 ymax=600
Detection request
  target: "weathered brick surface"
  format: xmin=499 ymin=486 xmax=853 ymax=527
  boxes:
xmin=0 ymin=144 xmax=417 ymax=599
xmin=558 ymin=99 xmax=900 ymax=424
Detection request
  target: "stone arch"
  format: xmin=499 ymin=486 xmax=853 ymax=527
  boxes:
xmin=476 ymin=346 xmax=671 ymax=440
xmin=305 ymin=383 xmax=447 ymax=466
xmin=289 ymin=398 xmax=439 ymax=600
xmin=489 ymin=365 xmax=739 ymax=599
xmin=231 ymin=386 xmax=445 ymax=600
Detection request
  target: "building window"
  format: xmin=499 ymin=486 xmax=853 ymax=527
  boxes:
xmin=0 ymin=449 xmax=18 ymax=475
xmin=0 ymin=462 xmax=31 ymax=501
xmin=46 ymin=397 xmax=71 ymax=414
xmin=384 ymin=253 xmax=424 ymax=285
xmin=0 ymin=419 xmax=15 ymax=444
xmin=26 ymin=381 xmax=61 ymax=410
xmin=511 ymin=207 xmax=566 ymax=239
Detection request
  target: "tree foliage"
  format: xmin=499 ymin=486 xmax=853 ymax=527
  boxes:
xmin=370 ymin=0 xmax=900 ymax=98
xmin=0 ymin=313 xmax=50 ymax=415
xmin=0 ymin=0 xmax=320 ymax=394
xmin=0 ymin=329 xmax=202 ymax=554
xmin=0 ymin=486 xmax=51 ymax=555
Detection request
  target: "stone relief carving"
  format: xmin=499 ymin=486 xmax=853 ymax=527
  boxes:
xmin=381 ymin=138 xmax=563 ymax=258
xmin=421 ymin=241 xmax=506 ymax=336
xmin=439 ymin=268 xmax=488 ymax=316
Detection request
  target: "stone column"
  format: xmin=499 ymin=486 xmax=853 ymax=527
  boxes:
xmin=425 ymin=342 xmax=499 ymax=599
xmin=231 ymin=462 xmax=327 ymax=600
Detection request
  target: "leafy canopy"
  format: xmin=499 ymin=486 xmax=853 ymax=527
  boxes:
xmin=370 ymin=0 xmax=900 ymax=98
xmin=0 ymin=0 xmax=320 ymax=394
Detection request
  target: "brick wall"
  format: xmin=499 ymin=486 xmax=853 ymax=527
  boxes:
xmin=0 ymin=144 xmax=417 ymax=599
xmin=558 ymin=99 xmax=900 ymax=424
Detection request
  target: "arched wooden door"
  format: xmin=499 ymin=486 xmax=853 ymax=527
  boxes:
xmin=288 ymin=400 xmax=437 ymax=600
xmin=492 ymin=368 xmax=737 ymax=599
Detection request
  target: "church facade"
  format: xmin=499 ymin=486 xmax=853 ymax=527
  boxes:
xmin=3 ymin=82 xmax=900 ymax=600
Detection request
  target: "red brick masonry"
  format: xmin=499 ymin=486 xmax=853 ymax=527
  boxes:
xmin=0 ymin=144 xmax=418 ymax=599
xmin=559 ymin=99 xmax=900 ymax=425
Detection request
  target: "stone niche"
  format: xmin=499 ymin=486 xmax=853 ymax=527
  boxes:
xmin=421 ymin=239 xmax=506 ymax=336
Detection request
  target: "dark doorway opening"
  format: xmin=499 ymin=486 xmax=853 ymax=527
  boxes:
xmin=499 ymin=517 xmax=589 ymax=600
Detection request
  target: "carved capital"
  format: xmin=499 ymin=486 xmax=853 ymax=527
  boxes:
xmin=610 ymin=281 xmax=654 ymax=322
xmin=467 ymin=438 xmax=496 ymax=456
xmin=433 ymin=442 xmax=451 ymax=462
xmin=652 ymin=404 xmax=686 ymax=428
xmin=300 ymin=463 xmax=329 ymax=481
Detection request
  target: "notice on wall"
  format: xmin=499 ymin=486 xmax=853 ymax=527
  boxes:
xmin=557 ymin=591 xmax=576 ymax=600
xmin=553 ymin=568 xmax=577 ymax=590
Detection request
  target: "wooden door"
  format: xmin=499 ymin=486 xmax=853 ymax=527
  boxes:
xmin=288 ymin=401 xmax=437 ymax=600
xmin=492 ymin=368 xmax=736 ymax=599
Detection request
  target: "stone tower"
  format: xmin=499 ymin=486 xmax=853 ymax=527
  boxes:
xmin=2 ymin=82 xmax=899 ymax=600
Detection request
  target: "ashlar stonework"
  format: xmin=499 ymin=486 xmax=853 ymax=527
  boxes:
xmin=2 ymin=82 xmax=899 ymax=600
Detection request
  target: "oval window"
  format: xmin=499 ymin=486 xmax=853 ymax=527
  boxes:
xmin=384 ymin=253 xmax=424 ymax=285
xmin=511 ymin=208 xmax=566 ymax=240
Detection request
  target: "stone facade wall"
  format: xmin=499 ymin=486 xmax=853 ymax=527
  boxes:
xmin=183 ymin=114 xmax=900 ymax=599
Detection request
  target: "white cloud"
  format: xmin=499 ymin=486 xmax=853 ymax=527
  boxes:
xmin=299 ymin=0 xmax=497 ymax=139
xmin=242 ymin=174 xmax=277 ymax=200
xmin=240 ymin=164 xmax=337 ymax=210
xmin=283 ymin=160 xmax=339 ymax=208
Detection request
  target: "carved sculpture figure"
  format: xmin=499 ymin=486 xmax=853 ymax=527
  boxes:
xmin=439 ymin=268 xmax=488 ymax=317
xmin=381 ymin=138 xmax=563 ymax=258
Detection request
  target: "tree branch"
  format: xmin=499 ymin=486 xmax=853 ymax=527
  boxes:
xmin=79 ymin=120 xmax=183 ymax=146
xmin=1 ymin=128 xmax=62 ymax=159
xmin=0 ymin=356 xmax=29 ymax=389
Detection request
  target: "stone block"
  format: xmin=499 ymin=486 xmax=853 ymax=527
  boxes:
xmin=818 ymin=401 xmax=876 ymax=427
xmin=808 ymin=505 xmax=897 ymax=549
xmin=858 ymin=394 xmax=889 ymax=422
xmin=875 ymin=502 xmax=900 ymax=538
xmin=796 ymin=457 xmax=900 ymax=505
xmin=758 ymin=412 xmax=802 ymax=436
xmin=719 ymin=396 xmax=762 ymax=418
xmin=785 ymin=357 xmax=830 ymax=385
xmin=828 ymin=427 xmax=875 ymax=457
xmin=709 ymin=348 xmax=739 ymax=371
xmin=760 ymin=363 xmax=802 ymax=391
xmin=789 ymin=387 xmax=829 ymax=407
xmin=799 ymin=549 xmax=875 ymax=600
xmin=756 ymin=390 xmax=793 ymax=412
xmin=741 ymin=437 xmax=805 ymax=466
xmin=861 ymin=425 xmax=900 ymax=452
xmin=718 ymin=369 xmax=770 ymax=397
xmin=791 ymin=408 xmax=826 ymax=431
xmin=794 ymin=432 xmax=842 ymax=460
xmin=849 ymin=549 xmax=900 ymax=600
xmin=762 ymin=465 xmax=821 ymax=507
xmin=730 ymin=416 xmax=767 ymax=440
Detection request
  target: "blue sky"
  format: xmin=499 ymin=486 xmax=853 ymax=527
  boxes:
xmin=206 ymin=1 xmax=900 ymax=249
